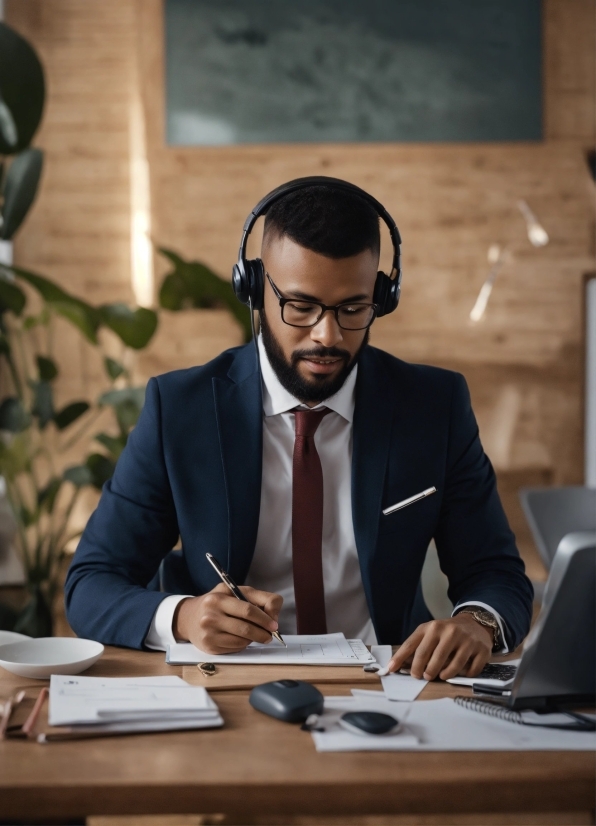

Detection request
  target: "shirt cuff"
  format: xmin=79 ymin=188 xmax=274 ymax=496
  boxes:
xmin=452 ymin=601 xmax=510 ymax=654
xmin=144 ymin=594 xmax=193 ymax=651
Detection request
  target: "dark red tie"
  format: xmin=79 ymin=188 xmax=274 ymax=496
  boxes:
xmin=292 ymin=408 xmax=330 ymax=634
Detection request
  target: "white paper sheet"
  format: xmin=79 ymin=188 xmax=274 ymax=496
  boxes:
xmin=381 ymin=673 xmax=428 ymax=701
xmin=166 ymin=633 xmax=374 ymax=665
xmin=312 ymin=696 xmax=596 ymax=752
xmin=49 ymin=674 xmax=221 ymax=727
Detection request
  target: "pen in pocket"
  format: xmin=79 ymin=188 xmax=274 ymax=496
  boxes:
xmin=382 ymin=486 xmax=437 ymax=516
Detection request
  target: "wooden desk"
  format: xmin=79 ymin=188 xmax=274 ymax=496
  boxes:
xmin=0 ymin=647 xmax=593 ymax=824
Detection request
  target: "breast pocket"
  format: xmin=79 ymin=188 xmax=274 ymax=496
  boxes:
xmin=378 ymin=491 xmax=439 ymax=537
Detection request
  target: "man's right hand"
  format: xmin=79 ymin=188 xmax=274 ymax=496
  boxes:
xmin=173 ymin=584 xmax=283 ymax=654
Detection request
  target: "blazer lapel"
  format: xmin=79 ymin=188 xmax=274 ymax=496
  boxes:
xmin=351 ymin=347 xmax=399 ymax=621
xmin=212 ymin=346 xmax=263 ymax=582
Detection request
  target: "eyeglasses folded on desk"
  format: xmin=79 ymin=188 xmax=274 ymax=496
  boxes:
xmin=2 ymin=675 xmax=223 ymax=742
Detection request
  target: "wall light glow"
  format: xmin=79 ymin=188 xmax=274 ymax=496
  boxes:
xmin=129 ymin=92 xmax=153 ymax=307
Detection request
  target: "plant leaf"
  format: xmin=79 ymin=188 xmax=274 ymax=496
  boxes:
xmin=54 ymin=401 xmax=89 ymax=430
xmin=0 ymin=274 xmax=26 ymax=315
xmin=94 ymin=432 xmax=127 ymax=460
xmin=11 ymin=267 xmax=100 ymax=344
xmin=37 ymin=477 xmax=62 ymax=512
xmin=0 ymin=397 xmax=30 ymax=432
xmin=36 ymin=354 xmax=58 ymax=381
xmin=0 ymin=432 xmax=30 ymax=479
xmin=63 ymin=464 xmax=93 ymax=488
xmin=0 ymin=148 xmax=43 ymax=240
xmin=99 ymin=386 xmax=145 ymax=435
xmin=158 ymin=247 xmax=251 ymax=341
xmin=104 ymin=356 xmax=126 ymax=380
xmin=0 ymin=22 xmax=45 ymax=155
xmin=30 ymin=379 xmax=54 ymax=428
xmin=86 ymin=452 xmax=116 ymax=490
xmin=98 ymin=303 xmax=158 ymax=350
xmin=20 ymin=504 xmax=35 ymax=527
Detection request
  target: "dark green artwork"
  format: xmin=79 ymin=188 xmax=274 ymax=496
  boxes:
xmin=165 ymin=0 xmax=542 ymax=145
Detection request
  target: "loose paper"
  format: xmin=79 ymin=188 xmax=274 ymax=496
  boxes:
xmin=312 ymin=696 xmax=596 ymax=752
xmin=167 ymin=632 xmax=374 ymax=666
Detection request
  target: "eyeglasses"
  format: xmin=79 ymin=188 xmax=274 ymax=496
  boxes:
xmin=266 ymin=273 xmax=378 ymax=331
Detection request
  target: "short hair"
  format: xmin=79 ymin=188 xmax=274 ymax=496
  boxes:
xmin=263 ymin=185 xmax=380 ymax=259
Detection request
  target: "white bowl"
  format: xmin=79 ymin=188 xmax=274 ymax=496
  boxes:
xmin=0 ymin=637 xmax=104 ymax=679
xmin=0 ymin=630 xmax=31 ymax=646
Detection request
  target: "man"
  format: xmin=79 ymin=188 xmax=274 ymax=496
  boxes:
xmin=65 ymin=181 xmax=533 ymax=681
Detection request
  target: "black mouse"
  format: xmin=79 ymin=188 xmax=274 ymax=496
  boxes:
xmin=249 ymin=679 xmax=324 ymax=723
xmin=339 ymin=711 xmax=400 ymax=736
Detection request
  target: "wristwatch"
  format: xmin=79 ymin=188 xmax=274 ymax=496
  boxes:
xmin=456 ymin=607 xmax=502 ymax=651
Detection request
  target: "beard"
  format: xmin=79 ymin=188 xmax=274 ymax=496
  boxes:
xmin=259 ymin=309 xmax=369 ymax=404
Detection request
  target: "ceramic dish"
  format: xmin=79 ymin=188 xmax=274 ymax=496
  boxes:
xmin=0 ymin=630 xmax=31 ymax=647
xmin=0 ymin=637 xmax=104 ymax=679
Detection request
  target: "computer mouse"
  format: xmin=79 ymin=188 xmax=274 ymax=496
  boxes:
xmin=339 ymin=711 xmax=400 ymax=736
xmin=249 ymin=679 xmax=324 ymax=723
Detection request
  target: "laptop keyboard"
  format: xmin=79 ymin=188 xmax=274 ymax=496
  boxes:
xmin=477 ymin=663 xmax=518 ymax=682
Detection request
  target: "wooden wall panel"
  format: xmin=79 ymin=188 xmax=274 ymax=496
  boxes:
xmin=5 ymin=0 xmax=596 ymax=582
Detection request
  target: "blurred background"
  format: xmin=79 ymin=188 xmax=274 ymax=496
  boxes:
xmin=0 ymin=0 xmax=594 ymax=636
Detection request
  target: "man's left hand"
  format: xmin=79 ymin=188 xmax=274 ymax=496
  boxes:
xmin=384 ymin=613 xmax=493 ymax=680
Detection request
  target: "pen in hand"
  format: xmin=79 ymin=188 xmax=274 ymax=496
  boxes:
xmin=206 ymin=553 xmax=287 ymax=647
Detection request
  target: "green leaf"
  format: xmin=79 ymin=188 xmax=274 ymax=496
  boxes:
xmin=158 ymin=247 xmax=251 ymax=342
xmin=0 ymin=334 xmax=10 ymax=355
xmin=98 ymin=303 xmax=158 ymax=350
xmin=30 ymin=379 xmax=53 ymax=428
xmin=63 ymin=464 xmax=93 ymax=488
xmin=0 ymin=148 xmax=44 ymax=240
xmin=0 ymin=277 xmax=26 ymax=315
xmin=0 ymin=22 xmax=45 ymax=155
xmin=53 ymin=401 xmax=89 ymax=430
xmin=37 ymin=477 xmax=62 ymax=512
xmin=104 ymin=356 xmax=126 ymax=380
xmin=48 ymin=300 xmax=99 ymax=344
xmin=86 ymin=452 xmax=116 ymax=490
xmin=20 ymin=504 xmax=36 ymax=527
xmin=10 ymin=267 xmax=100 ymax=344
xmin=99 ymin=386 xmax=145 ymax=435
xmin=98 ymin=386 xmax=145 ymax=408
xmin=0 ymin=432 xmax=30 ymax=479
xmin=94 ymin=432 xmax=127 ymax=460
xmin=23 ymin=307 xmax=50 ymax=330
xmin=36 ymin=354 xmax=57 ymax=381
xmin=0 ymin=397 xmax=30 ymax=432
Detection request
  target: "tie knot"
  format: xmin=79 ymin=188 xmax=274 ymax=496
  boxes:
xmin=294 ymin=408 xmax=330 ymax=440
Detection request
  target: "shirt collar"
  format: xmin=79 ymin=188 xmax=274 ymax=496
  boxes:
xmin=258 ymin=336 xmax=357 ymax=424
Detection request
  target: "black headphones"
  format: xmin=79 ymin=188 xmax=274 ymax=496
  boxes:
xmin=232 ymin=176 xmax=402 ymax=317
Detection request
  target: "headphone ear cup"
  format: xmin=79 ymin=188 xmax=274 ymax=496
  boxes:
xmin=232 ymin=258 xmax=265 ymax=309
xmin=373 ymin=271 xmax=400 ymax=317
xmin=232 ymin=261 xmax=250 ymax=305
xmin=246 ymin=258 xmax=265 ymax=311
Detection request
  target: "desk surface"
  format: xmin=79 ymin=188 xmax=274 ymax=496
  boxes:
xmin=0 ymin=646 xmax=594 ymax=822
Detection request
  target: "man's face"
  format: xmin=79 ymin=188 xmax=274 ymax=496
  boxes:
xmin=260 ymin=235 xmax=379 ymax=405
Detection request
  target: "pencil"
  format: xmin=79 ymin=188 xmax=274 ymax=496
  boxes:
xmin=21 ymin=687 xmax=49 ymax=738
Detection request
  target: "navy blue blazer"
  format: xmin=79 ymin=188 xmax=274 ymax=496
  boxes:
xmin=65 ymin=344 xmax=533 ymax=650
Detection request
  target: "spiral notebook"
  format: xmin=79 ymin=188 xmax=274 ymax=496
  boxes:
xmin=454 ymin=696 xmax=596 ymax=731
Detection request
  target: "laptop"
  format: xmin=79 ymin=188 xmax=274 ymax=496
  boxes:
xmin=449 ymin=531 xmax=595 ymax=710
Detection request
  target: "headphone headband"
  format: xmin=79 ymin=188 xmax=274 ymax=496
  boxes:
xmin=239 ymin=176 xmax=401 ymax=281
xmin=233 ymin=175 xmax=402 ymax=317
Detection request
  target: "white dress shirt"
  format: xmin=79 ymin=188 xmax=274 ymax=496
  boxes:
xmin=146 ymin=339 xmax=508 ymax=652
